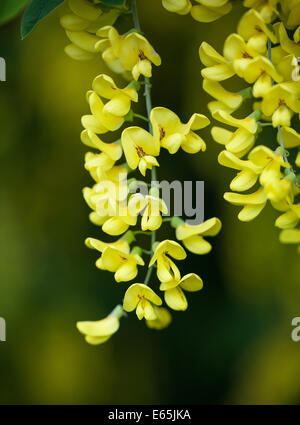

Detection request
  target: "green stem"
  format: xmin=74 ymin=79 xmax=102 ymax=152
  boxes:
xmin=131 ymin=0 xmax=157 ymax=286
xmin=267 ymin=39 xmax=289 ymax=164
xmin=133 ymin=230 xmax=152 ymax=236
xmin=133 ymin=112 xmax=149 ymax=122
xmin=109 ymin=304 xmax=126 ymax=319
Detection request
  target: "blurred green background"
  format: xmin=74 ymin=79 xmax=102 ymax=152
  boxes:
xmin=0 ymin=0 xmax=300 ymax=405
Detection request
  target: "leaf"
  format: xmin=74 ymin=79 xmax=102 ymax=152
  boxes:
xmin=21 ymin=0 xmax=64 ymax=39
xmin=99 ymin=0 xmax=126 ymax=6
xmin=0 ymin=0 xmax=28 ymax=26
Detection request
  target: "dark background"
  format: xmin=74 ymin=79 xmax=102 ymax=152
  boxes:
xmin=0 ymin=0 xmax=300 ymax=404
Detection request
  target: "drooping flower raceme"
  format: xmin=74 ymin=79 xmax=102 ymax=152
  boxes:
xmin=58 ymin=0 xmax=222 ymax=345
xmin=199 ymin=1 xmax=300 ymax=254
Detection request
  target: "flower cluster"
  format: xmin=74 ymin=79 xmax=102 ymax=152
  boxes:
xmin=199 ymin=2 xmax=300 ymax=254
xmin=162 ymin=0 xmax=232 ymax=22
xmin=61 ymin=0 xmax=161 ymax=80
xmin=61 ymin=0 xmax=222 ymax=345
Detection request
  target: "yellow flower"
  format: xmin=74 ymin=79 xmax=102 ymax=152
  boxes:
xmin=123 ymin=284 xmax=162 ymax=320
xmin=83 ymin=185 xmax=139 ymax=236
xmin=95 ymin=26 xmax=128 ymax=76
xmin=140 ymin=195 xmax=168 ymax=231
xmin=191 ymin=0 xmax=232 ymax=23
xmin=218 ymin=150 xmax=262 ymax=191
xmin=258 ymin=153 xmax=292 ymax=203
xmin=175 ymin=217 xmax=222 ymax=254
xmin=62 ymin=1 xmax=120 ymax=61
xmin=121 ymin=126 xmax=160 ymax=176
xmin=160 ymin=273 xmax=203 ymax=311
xmin=85 ymin=237 xmax=144 ymax=282
xmin=81 ymin=130 xmax=122 ymax=161
xmin=203 ymin=79 xmax=243 ymax=111
xmin=279 ymin=228 xmax=300 ymax=254
xmin=86 ymin=160 xmax=127 ymax=186
xmin=162 ymin=0 xmax=192 ymax=15
xmin=84 ymin=151 xmax=116 ymax=182
xmin=92 ymin=74 xmax=138 ymax=117
xmin=275 ymin=204 xmax=300 ymax=229
xmin=201 ymin=32 xmax=282 ymax=85
xmin=102 ymin=212 xmax=137 ymax=236
xmin=150 ymin=107 xmax=209 ymax=154
xmin=280 ymin=1 xmax=300 ymax=29
xmin=243 ymin=0 xmax=279 ymax=24
xmin=199 ymin=41 xmax=234 ymax=82
xmin=277 ymin=23 xmax=300 ymax=57
xmin=277 ymin=127 xmax=300 ymax=148
xmin=224 ymin=188 xmax=269 ymax=221
xmin=99 ymin=246 xmax=144 ymax=282
xmin=146 ymin=306 xmax=172 ymax=330
xmin=77 ymin=304 xmax=123 ymax=345
xmin=149 ymin=240 xmax=187 ymax=284
xmin=211 ymin=110 xmax=258 ymax=157
xmin=117 ymin=32 xmax=161 ymax=81
xmin=237 ymin=9 xmax=278 ymax=52
xmin=261 ymin=83 xmax=300 ymax=127
xmin=82 ymin=90 xmax=126 ymax=134
xmin=85 ymin=236 xmax=130 ymax=255
xmin=277 ymin=127 xmax=300 ymax=168
xmin=224 ymin=144 xmax=295 ymax=220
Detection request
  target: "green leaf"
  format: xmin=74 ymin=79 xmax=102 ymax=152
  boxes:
xmin=21 ymin=0 xmax=64 ymax=39
xmin=0 ymin=0 xmax=28 ymax=26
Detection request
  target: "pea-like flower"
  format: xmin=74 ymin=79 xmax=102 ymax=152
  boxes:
xmin=160 ymin=273 xmax=203 ymax=311
xmin=85 ymin=153 xmax=125 ymax=183
xmin=61 ymin=0 xmax=120 ymax=61
xmin=96 ymin=27 xmax=162 ymax=80
xmin=81 ymin=130 xmax=122 ymax=161
xmin=223 ymin=144 xmax=296 ymax=221
xmin=199 ymin=41 xmax=235 ymax=82
xmin=85 ymin=237 xmax=144 ymax=282
xmin=150 ymin=107 xmax=209 ymax=154
xmin=203 ymin=80 xmax=243 ymax=112
xmin=92 ymin=74 xmax=138 ymax=117
xmin=224 ymin=188 xmax=268 ymax=222
xmin=279 ymin=228 xmax=300 ymax=254
xmin=237 ymin=9 xmax=278 ymax=52
xmin=191 ymin=0 xmax=232 ymax=23
xmin=128 ymin=194 xmax=168 ymax=231
xmin=141 ymin=195 xmax=169 ymax=231
xmin=276 ymin=204 xmax=300 ymax=229
xmin=121 ymin=127 xmax=160 ymax=176
xmin=176 ymin=217 xmax=222 ymax=254
xmin=279 ymin=0 xmax=300 ymax=29
xmin=211 ymin=110 xmax=258 ymax=157
xmin=82 ymin=92 xmax=124 ymax=134
xmin=146 ymin=307 xmax=172 ymax=330
xmin=149 ymin=240 xmax=187 ymax=284
xmin=83 ymin=184 xmax=140 ymax=236
xmin=218 ymin=150 xmax=263 ymax=191
xmin=99 ymin=246 xmax=144 ymax=282
xmin=123 ymin=284 xmax=162 ymax=320
xmin=261 ymin=83 xmax=300 ymax=127
xmin=243 ymin=0 xmax=278 ymax=24
xmin=77 ymin=304 xmax=124 ymax=345
xmin=119 ymin=32 xmax=162 ymax=81
xmin=162 ymin=0 xmax=192 ymax=15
